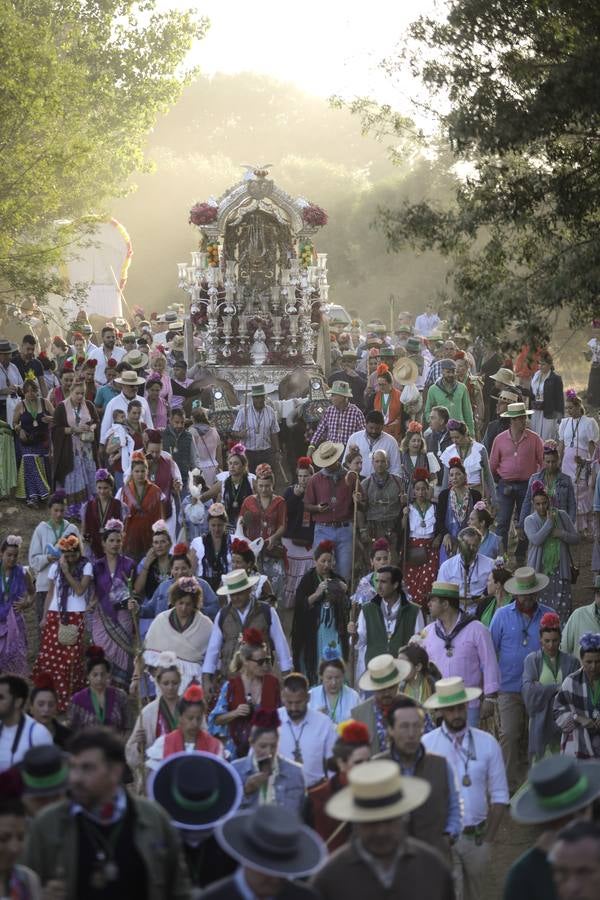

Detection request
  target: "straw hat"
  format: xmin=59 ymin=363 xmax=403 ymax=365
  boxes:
xmin=504 ymin=566 xmax=549 ymax=596
xmin=311 ymin=441 xmax=344 ymax=469
xmin=358 ymin=653 xmax=411 ymax=693
xmin=393 ymin=358 xmax=419 ymax=385
xmin=216 ymin=568 xmax=260 ymax=597
xmin=500 ymin=401 xmax=533 ymax=418
xmin=490 ymin=367 xmax=516 ymax=387
xmin=330 ymin=380 xmax=353 ymax=398
xmin=115 ymin=369 xmax=145 ymax=386
xmin=512 ymin=756 xmax=600 ymax=825
xmin=430 ymin=581 xmax=460 ymax=601
xmin=492 ymin=389 xmax=520 ymax=403
xmin=423 ymin=676 xmax=482 ymax=710
xmin=123 ymin=349 xmax=149 ymax=370
xmin=326 ymin=760 xmax=430 ymax=823
xmin=251 ymin=384 xmax=266 ymax=397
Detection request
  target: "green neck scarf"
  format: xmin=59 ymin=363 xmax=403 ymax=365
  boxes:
xmin=541 ymin=511 xmax=561 ymax=576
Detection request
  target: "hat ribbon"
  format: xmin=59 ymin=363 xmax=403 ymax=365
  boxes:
xmin=537 ymin=774 xmax=589 ymax=810
xmin=22 ymin=764 xmax=68 ymax=790
xmin=225 ymin=574 xmax=250 ymax=592
xmin=515 ymin=573 xmax=537 ymax=589
xmin=370 ymin=668 xmax=400 ymax=685
xmin=436 ymin=688 xmax=469 ymax=705
xmin=172 ymin=783 xmax=219 ymax=812
xmin=354 ymin=788 xmax=404 ymax=809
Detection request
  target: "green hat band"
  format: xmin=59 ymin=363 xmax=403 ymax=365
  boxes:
xmin=22 ymin=764 xmax=68 ymax=790
xmin=227 ymin=576 xmax=250 ymax=592
xmin=515 ymin=576 xmax=537 ymax=590
xmin=432 ymin=589 xmax=458 ymax=599
xmin=537 ymin=775 xmax=589 ymax=810
xmin=436 ymin=689 xmax=468 ymax=705
xmin=371 ymin=668 xmax=400 ymax=685
xmin=172 ymin=783 xmax=219 ymax=812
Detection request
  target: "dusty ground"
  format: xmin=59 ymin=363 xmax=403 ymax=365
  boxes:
xmin=4 ymin=477 xmax=597 ymax=900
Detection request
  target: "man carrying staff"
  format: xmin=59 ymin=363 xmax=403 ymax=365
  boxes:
xmin=232 ymin=384 xmax=282 ymax=474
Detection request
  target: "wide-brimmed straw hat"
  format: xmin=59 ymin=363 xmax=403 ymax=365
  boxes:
xmin=216 ymin=568 xmax=260 ymax=597
xmin=504 ymin=566 xmax=549 ymax=595
xmin=501 ymin=401 xmax=533 ymax=418
xmin=312 ymin=441 xmax=344 ymax=469
xmin=392 ymin=358 xmax=419 ymax=385
xmin=490 ymin=367 xmax=516 ymax=386
xmin=149 ymin=751 xmax=242 ymax=831
xmin=330 ymin=380 xmax=353 ymax=398
xmin=123 ymin=349 xmax=149 ymax=370
xmin=423 ymin=676 xmax=482 ymax=710
xmin=326 ymin=760 xmax=430 ymax=823
xmin=215 ymin=806 xmax=326 ymax=878
xmin=358 ymin=653 xmax=411 ymax=693
xmin=115 ymin=369 xmax=145 ymax=386
xmin=512 ymin=756 xmax=600 ymax=824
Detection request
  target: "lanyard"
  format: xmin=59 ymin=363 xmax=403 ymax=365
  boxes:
xmin=569 ymin=417 xmax=581 ymax=449
xmin=0 ymin=715 xmax=26 ymax=765
xmin=520 ymin=613 xmax=535 ymax=647
xmin=443 ymin=726 xmax=476 ymax=786
xmin=91 ymin=690 xmax=106 ymax=723
xmin=322 ymin=687 xmax=341 ymax=722
xmin=286 ymin=720 xmax=307 ymax=763
xmin=48 ymin=520 xmax=67 ymax=543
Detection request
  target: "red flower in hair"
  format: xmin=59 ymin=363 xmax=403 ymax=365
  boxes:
xmin=376 ymin=363 xmax=389 ymax=376
xmin=106 ymin=358 xmax=118 ymax=368
xmin=448 ymin=457 xmax=463 ymax=468
xmin=297 ymin=456 xmax=313 ymax=469
xmin=38 ymin=351 xmax=48 ymax=360
xmin=33 ymin=672 xmax=56 ymax=692
xmin=232 ymin=538 xmax=251 ymax=555
xmin=317 ymin=540 xmax=335 ymax=555
xmin=339 ymin=720 xmax=370 ymax=745
xmin=172 ymin=542 xmax=189 ymax=556
xmin=412 ymin=467 xmax=430 ymax=483
xmin=85 ymin=358 xmax=98 ymax=368
xmin=85 ymin=645 xmax=105 ymax=661
xmin=183 ymin=683 xmax=204 ymax=703
xmin=540 ymin=612 xmax=560 ymax=631
xmin=250 ymin=708 xmax=281 ymax=729
xmin=242 ymin=627 xmax=265 ymax=647
xmin=62 ymin=361 xmax=74 ymax=372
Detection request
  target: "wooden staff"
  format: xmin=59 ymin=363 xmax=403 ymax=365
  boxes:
xmin=348 ymin=598 xmax=359 ymax=689
xmin=350 ymin=471 xmax=360 ymax=594
xmin=130 ymin=599 xmax=147 ymax=794
xmin=401 ymin=505 xmax=409 ymax=581
xmin=326 ymin=820 xmax=348 ymax=848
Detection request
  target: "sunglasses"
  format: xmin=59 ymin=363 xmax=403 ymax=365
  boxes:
xmin=252 ymin=657 xmax=271 ymax=666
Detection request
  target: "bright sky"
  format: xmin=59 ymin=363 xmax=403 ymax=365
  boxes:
xmin=160 ymin=0 xmax=438 ymax=108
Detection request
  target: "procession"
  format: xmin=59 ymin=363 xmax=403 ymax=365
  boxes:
xmin=3 ymin=1 xmax=600 ymax=899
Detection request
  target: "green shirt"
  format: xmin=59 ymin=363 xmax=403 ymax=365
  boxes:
xmin=425 ymin=381 xmax=474 ymax=435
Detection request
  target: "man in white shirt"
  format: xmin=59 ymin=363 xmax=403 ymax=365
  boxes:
xmin=343 ymin=410 xmax=401 ymax=477
xmin=0 ymin=338 xmax=23 ymax=422
xmin=415 ymin=303 xmax=441 ymax=338
xmin=86 ymin=323 xmax=126 ymax=386
xmin=437 ymin=527 xmax=495 ymax=609
xmin=231 ymin=384 xmax=281 ymax=473
xmin=422 ymin=677 xmax=509 ymax=900
xmin=100 ymin=370 xmax=153 ymax=444
xmin=278 ymin=673 xmax=336 ymax=788
xmin=0 ymin=675 xmax=52 ymax=773
xmin=202 ymin=570 xmax=292 ymax=698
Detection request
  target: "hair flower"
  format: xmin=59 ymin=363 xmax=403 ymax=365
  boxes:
xmin=407 ymin=421 xmax=423 ymax=434
xmin=152 ymin=519 xmax=169 ymax=535
xmin=104 ymin=519 xmax=124 ymax=533
xmin=57 ymin=534 xmax=80 ymax=552
xmin=177 ymin=576 xmax=201 ymax=594
xmin=5 ymin=535 xmax=22 ymax=548
xmin=337 ymin=720 xmax=371 ymax=745
xmin=580 ymin=632 xmax=600 ymax=653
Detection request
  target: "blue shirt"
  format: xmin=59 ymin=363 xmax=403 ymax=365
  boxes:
xmin=94 ymin=382 xmax=120 ymax=411
xmin=140 ymin=575 xmax=219 ymax=621
xmin=489 ymin=600 xmax=553 ymax=692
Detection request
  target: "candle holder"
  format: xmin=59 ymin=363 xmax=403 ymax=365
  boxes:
xmin=237 ymin=314 xmax=250 ymax=345
xmin=271 ymin=315 xmax=283 ymax=349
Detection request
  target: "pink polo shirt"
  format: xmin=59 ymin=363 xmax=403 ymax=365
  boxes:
xmin=489 ymin=427 xmax=543 ymax=482
xmin=421 ymin=618 xmax=500 ymax=701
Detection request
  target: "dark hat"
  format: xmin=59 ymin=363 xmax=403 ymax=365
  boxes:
xmin=215 ymin=806 xmax=326 ymax=878
xmin=0 ymin=338 xmax=17 ymax=353
xmin=149 ymin=751 xmax=242 ymax=831
xmin=512 ymin=756 xmax=600 ymax=824
xmin=20 ymin=745 xmax=68 ymax=798
xmin=440 ymin=358 xmax=457 ymax=371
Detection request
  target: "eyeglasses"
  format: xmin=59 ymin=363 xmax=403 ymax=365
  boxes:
xmin=252 ymin=657 xmax=272 ymax=666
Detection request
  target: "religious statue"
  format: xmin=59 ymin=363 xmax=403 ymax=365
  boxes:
xmin=250 ymin=327 xmax=269 ymax=365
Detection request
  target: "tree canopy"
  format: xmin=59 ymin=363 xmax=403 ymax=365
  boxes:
xmin=0 ymin=0 xmax=206 ymax=308
xmin=368 ymin=0 xmax=600 ymax=342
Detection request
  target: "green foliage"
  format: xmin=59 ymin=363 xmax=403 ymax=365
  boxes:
xmin=0 ymin=0 xmax=206 ymax=307
xmin=363 ymin=0 xmax=600 ymax=341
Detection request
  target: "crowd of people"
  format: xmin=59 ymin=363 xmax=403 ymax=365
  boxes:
xmin=0 ymin=306 xmax=600 ymax=899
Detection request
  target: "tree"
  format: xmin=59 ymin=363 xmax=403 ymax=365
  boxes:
xmin=362 ymin=0 xmax=600 ymax=342
xmin=0 ymin=0 xmax=207 ymax=308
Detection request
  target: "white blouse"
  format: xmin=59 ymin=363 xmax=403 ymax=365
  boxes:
xmin=441 ymin=442 xmax=485 ymax=486
xmin=558 ymin=416 xmax=599 ymax=454
xmin=408 ymin=503 xmax=436 ymax=538
xmin=48 ymin=561 xmax=92 ymax=612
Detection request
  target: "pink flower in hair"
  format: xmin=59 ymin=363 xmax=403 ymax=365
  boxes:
xmin=230 ymin=443 xmax=246 ymax=456
xmin=565 ymin=388 xmax=578 ymax=401
xmin=473 ymin=501 xmax=488 ymax=511
xmin=152 ymin=519 xmax=169 ymax=534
